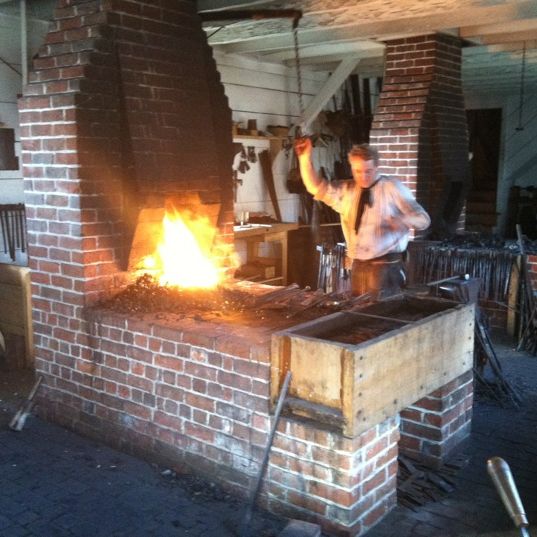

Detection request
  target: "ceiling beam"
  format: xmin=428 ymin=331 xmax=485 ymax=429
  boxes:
xmin=260 ymin=40 xmax=384 ymax=63
xmin=209 ymin=0 xmax=537 ymax=52
xmin=460 ymin=17 xmax=537 ymax=38
xmin=197 ymin=0 xmax=274 ymax=12
xmin=477 ymin=30 xmax=537 ymax=45
xmin=302 ymin=57 xmax=361 ymax=129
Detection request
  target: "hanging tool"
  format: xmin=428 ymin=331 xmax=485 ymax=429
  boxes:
xmin=487 ymin=457 xmax=532 ymax=537
xmin=258 ymin=149 xmax=282 ymax=222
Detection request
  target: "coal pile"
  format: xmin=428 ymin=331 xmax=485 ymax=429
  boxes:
xmin=100 ymin=274 xmax=253 ymax=316
xmin=98 ymin=274 xmax=373 ymax=326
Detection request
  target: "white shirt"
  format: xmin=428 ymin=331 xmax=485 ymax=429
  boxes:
xmin=311 ymin=175 xmax=430 ymax=261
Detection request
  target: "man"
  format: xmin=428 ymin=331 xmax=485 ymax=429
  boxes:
xmin=294 ymin=139 xmax=430 ymax=297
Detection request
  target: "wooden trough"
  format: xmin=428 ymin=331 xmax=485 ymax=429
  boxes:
xmin=271 ymin=295 xmax=475 ymax=438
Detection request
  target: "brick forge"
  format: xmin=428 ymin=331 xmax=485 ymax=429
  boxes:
xmin=370 ymin=33 xmax=470 ymax=237
xmin=18 ymin=6 xmax=476 ymax=536
xmin=39 ymin=301 xmax=403 ymax=537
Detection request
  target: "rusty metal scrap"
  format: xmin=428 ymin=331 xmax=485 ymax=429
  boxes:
xmin=398 ymin=454 xmax=467 ymax=510
xmin=98 ymin=274 xmax=366 ymax=324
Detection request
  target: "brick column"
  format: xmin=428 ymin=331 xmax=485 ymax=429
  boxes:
xmin=266 ymin=417 xmax=400 ymax=537
xmin=399 ymin=370 xmax=473 ymax=467
xmin=370 ymin=34 xmax=470 ymax=237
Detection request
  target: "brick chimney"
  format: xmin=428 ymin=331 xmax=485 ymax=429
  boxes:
xmin=370 ymin=34 xmax=470 ymax=237
xmin=19 ymin=0 xmax=234 ymax=305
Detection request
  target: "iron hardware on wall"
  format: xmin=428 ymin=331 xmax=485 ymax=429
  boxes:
xmin=0 ymin=204 xmax=26 ymax=261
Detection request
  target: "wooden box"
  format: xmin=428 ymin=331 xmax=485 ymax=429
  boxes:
xmin=271 ymin=295 xmax=475 ymax=438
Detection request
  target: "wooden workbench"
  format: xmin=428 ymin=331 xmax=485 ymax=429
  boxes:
xmin=233 ymin=222 xmax=299 ymax=285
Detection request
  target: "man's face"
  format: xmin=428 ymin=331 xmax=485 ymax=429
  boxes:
xmin=349 ymin=157 xmax=377 ymax=188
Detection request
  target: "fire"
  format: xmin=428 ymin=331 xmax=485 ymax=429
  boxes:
xmin=141 ymin=209 xmax=234 ymax=288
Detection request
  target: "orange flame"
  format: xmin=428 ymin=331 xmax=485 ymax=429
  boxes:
xmin=141 ymin=209 xmax=235 ymax=289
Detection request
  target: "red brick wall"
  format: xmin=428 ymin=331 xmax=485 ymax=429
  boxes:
xmin=36 ymin=309 xmax=400 ymax=536
xmin=399 ymin=370 xmax=473 ymax=467
xmin=267 ymin=417 xmax=399 ymax=536
xmin=370 ymin=34 xmax=469 ymax=237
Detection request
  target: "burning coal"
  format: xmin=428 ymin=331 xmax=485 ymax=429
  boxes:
xmin=101 ymin=273 xmax=251 ymax=315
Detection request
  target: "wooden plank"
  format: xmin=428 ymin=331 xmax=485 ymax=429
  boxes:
xmin=349 ymin=304 xmax=474 ymax=437
xmin=302 ymin=57 xmax=361 ymax=129
xmin=0 ymin=284 xmax=25 ymax=326
xmin=270 ymin=334 xmax=291 ymax=405
xmin=507 ymin=257 xmax=521 ymax=338
xmin=288 ymin=338 xmax=343 ymax=407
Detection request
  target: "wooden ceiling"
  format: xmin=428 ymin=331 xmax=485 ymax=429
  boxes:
xmin=0 ymin=0 xmax=535 ymax=95
xmin=199 ymin=0 xmax=537 ymax=95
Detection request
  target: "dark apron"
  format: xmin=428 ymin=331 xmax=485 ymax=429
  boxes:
xmin=351 ymin=252 xmax=406 ymax=298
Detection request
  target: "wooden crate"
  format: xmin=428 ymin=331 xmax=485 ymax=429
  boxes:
xmin=271 ymin=295 xmax=475 ymax=438
xmin=0 ymin=264 xmax=33 ymax=368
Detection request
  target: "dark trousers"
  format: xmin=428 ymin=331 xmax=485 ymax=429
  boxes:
xmin=351 ymin=253 xmax=405 ymax=298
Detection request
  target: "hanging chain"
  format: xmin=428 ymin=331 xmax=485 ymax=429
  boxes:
xmin=293 ymin=20 xmax=304 ymax=123
xmin=516 ymin=41 xmax=526 ymax=131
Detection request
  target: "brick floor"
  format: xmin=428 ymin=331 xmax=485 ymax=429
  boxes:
xmin=0 ymin=418 xmax=284 ymax=536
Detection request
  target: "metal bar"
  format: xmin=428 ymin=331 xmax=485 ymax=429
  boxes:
xmin=239 ymin=371 xmax=292 ymax=537
xmin=20 ymin=0 xmax=28 ymax=86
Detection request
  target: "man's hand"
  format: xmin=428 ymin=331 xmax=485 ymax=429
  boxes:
xmin=294 ymin=136 xmax=312 ymax=158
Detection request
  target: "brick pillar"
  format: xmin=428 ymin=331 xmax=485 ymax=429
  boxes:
xmin=399 ymin=370 xmax=473 ymax=467
xmin=370 ymin=34 xmax=470 ymax=237
xmin=265 ymin=417 xmax=400 ymax=537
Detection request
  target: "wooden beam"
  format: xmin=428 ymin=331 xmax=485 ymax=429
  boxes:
xmin=478 ymin=30 xmax=537 ymax=45
xmin=262 ymin=40 xmax=383 ymax=62
xmin=460 ymin=17 xmax=537 ymax=38
xmin=211 ymin=0 xmax=537 ymax=52
xmin=197 ymin=0 xmax=273 ymax=12
xmin=302 ymin=57 xmax=360 ymax=129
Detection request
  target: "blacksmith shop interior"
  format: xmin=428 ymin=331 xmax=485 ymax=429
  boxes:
xmin=0 ymin=1 xmax=537 ymax=536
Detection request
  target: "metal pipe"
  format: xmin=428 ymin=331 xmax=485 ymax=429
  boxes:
xmin=20 ymin=0 xmax=28 ymax=87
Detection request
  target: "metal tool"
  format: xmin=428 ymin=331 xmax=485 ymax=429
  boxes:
xmin=487 ymin=457 xmax=532 ymax=537
xmin=239 ymin=371 xmax=292 ymax=537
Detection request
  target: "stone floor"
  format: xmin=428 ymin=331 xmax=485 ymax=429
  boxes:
xmin=0 ymin=334 xmax=536 ymax=537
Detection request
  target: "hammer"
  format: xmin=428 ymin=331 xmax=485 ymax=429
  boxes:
xmin=487 ymin=457 xmax=532 ymax=537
